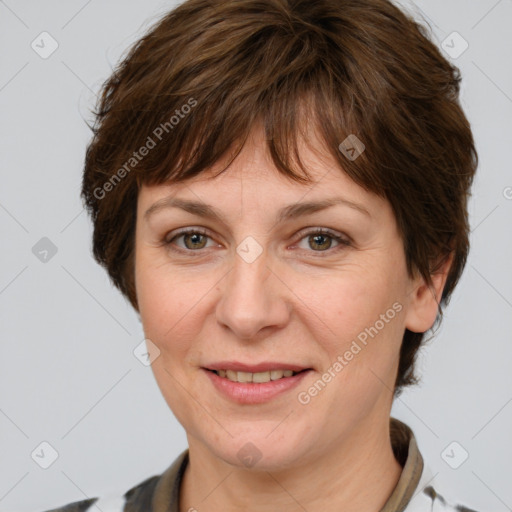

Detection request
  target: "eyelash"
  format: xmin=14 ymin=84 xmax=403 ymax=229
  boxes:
xmin=162 ymin=227 xmax=352 ymax=256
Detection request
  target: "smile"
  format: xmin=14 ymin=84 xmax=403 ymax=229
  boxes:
xmin=203 ymin=367 xmax=312 ymax=404
xmin=212 ymin=369 xmax=302 ymax=383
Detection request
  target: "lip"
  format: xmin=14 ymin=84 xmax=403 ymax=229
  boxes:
xmin=203 ymin=361 xmax=310 ymax=373
xmin=203 ymin=367 xmax=312 ymax=404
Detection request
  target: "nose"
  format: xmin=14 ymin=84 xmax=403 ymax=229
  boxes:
xmin=215 ymin=249 xmax=291 ymax=340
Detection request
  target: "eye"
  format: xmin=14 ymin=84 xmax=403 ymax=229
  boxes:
xmin=294 ymin=228 xmax=351 ymax=253
xmin=164 ymin=228 xmax=218 ymax=252
xmin=162 ymin=227 xmax=351 ymax=255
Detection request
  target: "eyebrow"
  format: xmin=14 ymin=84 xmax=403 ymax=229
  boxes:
xmin=143 ymin=196 xmax=371 ymax=223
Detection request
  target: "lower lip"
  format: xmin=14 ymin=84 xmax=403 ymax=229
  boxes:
xmin=203 ymin=369 xmax=312 ymax=404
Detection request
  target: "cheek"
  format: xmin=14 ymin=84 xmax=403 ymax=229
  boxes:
xmin=136 ymin=261 xmax=206 ymax=356
xmin=292 ymin=263 xmax=405 ymax=389
xmin=136 ymin=265 xmax=211 ymax=421
xmin=301 ymin=267 xmax=400 ymax=337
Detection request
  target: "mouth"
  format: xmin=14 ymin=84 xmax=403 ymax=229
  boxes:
xmin=205 ymin=368 xmax=309 ymax=384
xmin=202 ymin=365 xmax=313 ymax=404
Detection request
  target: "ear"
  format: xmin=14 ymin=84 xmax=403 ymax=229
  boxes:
xmin=404 ymin=252 xmax=454 ymax=334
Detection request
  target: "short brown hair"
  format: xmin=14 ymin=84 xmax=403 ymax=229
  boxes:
xmin=81 ymin=0 xmax=478 ymax=394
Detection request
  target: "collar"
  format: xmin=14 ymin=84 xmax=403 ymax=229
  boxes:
xmin=380 ymin=418 xmax=424 ymax=511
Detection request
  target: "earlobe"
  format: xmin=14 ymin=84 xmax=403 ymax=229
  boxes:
xmin=404 ymin=252 xmax=454 ymax=334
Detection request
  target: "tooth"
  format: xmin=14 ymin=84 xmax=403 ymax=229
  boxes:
xmin=226 ymin=370 xmax=238 ymax=381
xmin=252 ymin=371 xmax=271 ymax=383
xmin=270 ymin=370 xmax=285 ymax=380
xmin=237 ymin=371 xmax=253 ymax=383
xmin=220 ymin=369 xmax=298 ymax=383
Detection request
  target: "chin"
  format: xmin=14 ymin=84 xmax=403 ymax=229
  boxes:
xmin=199 ymin=426 xmax=314 ymax=472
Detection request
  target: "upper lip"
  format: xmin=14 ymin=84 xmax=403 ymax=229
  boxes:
xmin=203 ymin=361 xmax=311 ymax=373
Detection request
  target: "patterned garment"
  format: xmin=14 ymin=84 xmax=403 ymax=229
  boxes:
xmin=41 ymin=419 xmax=480 ymax=512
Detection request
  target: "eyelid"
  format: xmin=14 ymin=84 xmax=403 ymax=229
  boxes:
xmin=164 ymin=226 xmax=219 ymax=250
xmin=165 ymin=226 xmax=211 ymax=243
xmin=290 ymin=227 xmax=352 ymax=254
xmin=293 ymin=226 xmax=352 ymax=245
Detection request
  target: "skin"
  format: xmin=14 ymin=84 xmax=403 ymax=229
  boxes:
xmin=134 ymin=125 xmax=451 ymax=512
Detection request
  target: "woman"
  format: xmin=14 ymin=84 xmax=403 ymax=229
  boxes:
xmin=47 ymin=0 xmax=478 ymax=510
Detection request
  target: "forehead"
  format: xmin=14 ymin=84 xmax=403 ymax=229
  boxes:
xmin=137 ymin=125 xmax=384 ymax=218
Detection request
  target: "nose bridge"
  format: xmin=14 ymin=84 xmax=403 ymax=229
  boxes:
xmin=215 ymin=246 xmax=288 ymax=339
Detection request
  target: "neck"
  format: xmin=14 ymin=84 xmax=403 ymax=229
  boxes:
xmin=180 ymin=418 xmax=403 ymax=512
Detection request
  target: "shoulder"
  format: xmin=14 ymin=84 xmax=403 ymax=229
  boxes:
xmin=42 ymin=475 xmax=161 ymax=512
xmin=415 ymin=485 xmax=482 ymax=512
xmin=408 ymin=467 xmax=483 ymax=512
xmin=42 ymin=497 xmax=99 ymax=512
xmin=41 ymin=449 xmax=189 ymax=512
xmin=42 ymin=474 xmax=159 ymax=512
xmin=390 ymin=419 xmax=483 ymax=512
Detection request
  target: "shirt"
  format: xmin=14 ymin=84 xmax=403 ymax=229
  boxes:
xmin=42 ymin=418 xmax=480 ymax=512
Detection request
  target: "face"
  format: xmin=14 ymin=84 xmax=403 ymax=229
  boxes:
xmin=134 ymin=126 xmax=430 ymax=471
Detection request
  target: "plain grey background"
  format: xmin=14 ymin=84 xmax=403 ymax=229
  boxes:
xmin=1 ymin=1 xmax=511 ymax=511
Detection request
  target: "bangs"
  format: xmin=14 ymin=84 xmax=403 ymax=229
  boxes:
xmin=92 ymin=7 xmax=374 ymax=194
xmin=129 ymin=61 xmax=362 ymax=193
